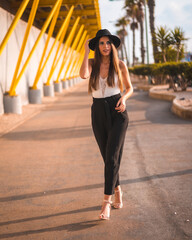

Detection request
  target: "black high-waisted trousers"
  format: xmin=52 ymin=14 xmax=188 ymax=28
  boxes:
xmin=91 ymin=93 xmax=129 ymax=195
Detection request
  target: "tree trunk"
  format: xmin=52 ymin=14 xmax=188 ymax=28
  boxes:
xmin=122 ymin=41 xmax=129 ymax=66
xmin=140 ymin=20 xmax=145 ymax=64
xmin=176 ymin=46 xmax=180 ymax=62
xmin=147 ymin=0 xmax=158 ymax=63
xmin=120 ymin=45 xmax=124 ymax=60
xmin=163 ymin=50 xmax=166 ymax=62
xmin=132 ymin=28 xmax=135 ymax=66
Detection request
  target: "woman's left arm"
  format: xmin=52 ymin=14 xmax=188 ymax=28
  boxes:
xmin=115 ymin=60 xmax=133 ymax=112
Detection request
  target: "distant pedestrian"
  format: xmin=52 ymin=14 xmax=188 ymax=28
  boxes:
xmin=80 ymin=29 xmax=133 ymax=220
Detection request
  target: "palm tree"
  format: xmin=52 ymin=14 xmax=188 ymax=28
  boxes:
xmin=147 ymin=0 xmax=158 ymax=62
xmin=130 ymin=21 xmax=139 ymax=66
xmin=115 ymin=17 xmax=130 ymax=66
xmin=170 ymin=27 xmax=187 ymax=62
xmin=125 ymin=0 xmax=139 ymax=66
xmin=155 ymin=26 xmax=172 ymax=62
xmin=136 ymin=0 xmax=145 ymax=64
xmin=119 ymin=43 xmax=125 ymax=60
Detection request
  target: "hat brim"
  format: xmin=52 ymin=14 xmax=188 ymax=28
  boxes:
xmin=89 ymin=35 xmax=121 ymax=51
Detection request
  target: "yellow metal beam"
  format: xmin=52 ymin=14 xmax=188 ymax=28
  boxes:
xmin=54 ymin=24 xmax=99 ymax=33
xmin=32 ymin=0 xmax=62 ymax=89
xmin=54 ymin=17 xmax=80 ymax=83
xmin=41 ymin=6 xmax=74 ymax=86
xmin=67 ymin=35 xmax=89 ymax=79
xmin=76 ymin=31 xmax=88 ymax=53
xmin=9 ymin=0 xmax=40 ymax=96
xmin=36 ymin=9 xmax=96 ymax=19
xmin=0 ymin=0 xmax=30 ymax=56
xmin=94 ymin=0 xmax=102 ymax=29
xmin=74 ymin=52 xmax=85 ymax=76
xmin=9 ymin=0 xmax=62 ymax=96
xmin=61 ymin=25 xmax=84 ymax=81
xmin=62 ymin=31 xmax=87 ymax=81
xmin=11 ymin=0 xmax=95 ymax=9
xmin=53 ymin=18 xmax=98 ymax=27
xmin=75 ymin=41 xmax=90 ymax=75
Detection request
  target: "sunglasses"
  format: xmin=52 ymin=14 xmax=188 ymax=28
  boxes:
xmin=99 ymin=41 xmax=111 ymax=46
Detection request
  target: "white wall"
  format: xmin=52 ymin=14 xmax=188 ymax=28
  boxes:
xmin=0 ymin=7 xmax=64 ymax=114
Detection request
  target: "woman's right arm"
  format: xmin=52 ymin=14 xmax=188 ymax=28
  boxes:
xmin=79 ymin=39 xmax=93 ymax=79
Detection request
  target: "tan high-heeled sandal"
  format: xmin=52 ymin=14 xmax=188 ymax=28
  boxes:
xmin=113 ymin=189 xmax=123 ymax=209
xmin=99 ymin=199 xmax=112 ymax=220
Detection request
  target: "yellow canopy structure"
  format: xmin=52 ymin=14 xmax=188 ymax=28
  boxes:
xmin=2 ymin=0 xmax=101 ymax=40
xmin=0 ymin=0 xmax=100 ymax=96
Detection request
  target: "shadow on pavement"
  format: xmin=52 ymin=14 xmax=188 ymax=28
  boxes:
xmin=128 ymin=92 xmax=191 ymax=125
xmin=0 ymin=206 xmax=101 ymax=227
xmin=0 ymin=169 xmax=191 ymax=203
xmin=3 ymin=126 xmax=93 ymax=141
xmin=0 ymin=219 xmax=100 ymax=239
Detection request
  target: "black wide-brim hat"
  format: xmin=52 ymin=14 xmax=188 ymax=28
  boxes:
xmin=88 ymin=29 xmax=121 ymax=51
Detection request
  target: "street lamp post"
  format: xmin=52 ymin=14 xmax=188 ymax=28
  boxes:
xmin=144 ymin=0 xmax=152 ymax=84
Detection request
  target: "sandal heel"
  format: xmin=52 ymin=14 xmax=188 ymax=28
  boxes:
xmin=99 ymin=200 xmax=112 ymax=220
xmin=113 ymin=189 xmax=123 ymax=209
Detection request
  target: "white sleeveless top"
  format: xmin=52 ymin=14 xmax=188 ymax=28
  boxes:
xmin=92 ymin=73 xmax=120 ymax=98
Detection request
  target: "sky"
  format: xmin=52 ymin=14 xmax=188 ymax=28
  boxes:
xmin=98 ymin=0 xmax=192 ymax=64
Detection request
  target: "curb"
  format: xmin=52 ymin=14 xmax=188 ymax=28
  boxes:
xmin=172 ymin=99 xmax=192 ymax=120
xmin=149 ymin=85 xmax=175 ymax=101
xmin=137 ymin=84 xmax=192 ymax=121
xmin=136 ymin=84 xmax=152 ymax=91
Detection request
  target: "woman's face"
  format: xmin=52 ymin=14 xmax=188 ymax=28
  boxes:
xmin=98 ymin=36 xmax=112 ymax=56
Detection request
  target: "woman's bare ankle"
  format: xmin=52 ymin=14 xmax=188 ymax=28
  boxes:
xmin=104 ymin=194 xmax=112 ymax=202
xmin=115 ymin=185 xmax=121 ymax=192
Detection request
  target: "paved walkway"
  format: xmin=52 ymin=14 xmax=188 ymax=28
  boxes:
xmin=0 ymin=80 xmax=192 ymax=240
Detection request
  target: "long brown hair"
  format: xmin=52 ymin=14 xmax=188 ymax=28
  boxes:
xmin=88 ymin=39 xmax=123 ymax=93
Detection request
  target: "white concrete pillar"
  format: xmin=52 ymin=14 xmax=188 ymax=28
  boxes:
xmin=3 ymin=94 xmax=22 ymax=114
xmin=29 ymin=88 xmax=41 ymax=104
xmin=54 ymin=82 xmax=62 ymax=93
xmin=43 ymin=84 xmax=54 ymax=97
xmin=69 ymin=79 xmax=73 ymax=87
xmin=62 ymin=80 xmax=69 ymax=89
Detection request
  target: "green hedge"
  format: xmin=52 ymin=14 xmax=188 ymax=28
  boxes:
xmin=129 ymin=62 xmax=192 ymax=80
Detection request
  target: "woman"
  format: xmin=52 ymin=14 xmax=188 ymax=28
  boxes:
xmin=79 ymin=29 xmax=133 ymax=220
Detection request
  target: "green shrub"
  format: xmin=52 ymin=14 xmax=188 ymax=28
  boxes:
xmin=129 ymin=62 xmax=192 ymax=90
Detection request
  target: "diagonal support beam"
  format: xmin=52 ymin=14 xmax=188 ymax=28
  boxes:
xmin=62 ymin=30 xmax=87 ymax=81
xmin=31 ymin=0 xmax=62 ymax=89
xmin=8 ymin=0 xmax=62 ymax=96
xmin=54 ymin=17 xmax=80 ymax=84
xmin=0 ymin=0 xmax=30 ymax=56
xmin=9 ymin=0 xmax=40 ymax=96
xmin=34 ymin=5 xmax=74 ymax=88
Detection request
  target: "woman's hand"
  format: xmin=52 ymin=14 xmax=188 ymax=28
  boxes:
xmin=85 ymin=39 xmax=91 ymax=54
xmin=115 ymin=96 xmax=126 ymax=113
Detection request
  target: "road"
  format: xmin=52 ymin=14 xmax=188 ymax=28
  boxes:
xmin=0 ymin=80 xmax=191 ymax=240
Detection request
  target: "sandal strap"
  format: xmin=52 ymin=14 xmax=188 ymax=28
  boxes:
xmin=115 ymin=189 xmax=121 ymax=192
xmin=103 ymin=199 xmax=112 ymax=205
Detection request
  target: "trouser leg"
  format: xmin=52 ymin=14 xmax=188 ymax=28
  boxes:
xmin=104 ymin=113 xmax=128 ymax=195
xmin=91 ymin=97 xmax=128 ymax=196
xmin=114 ymin=144 xmax=124 ymax=188
xmin=91 ymin=102 xmax=108 ymax=162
